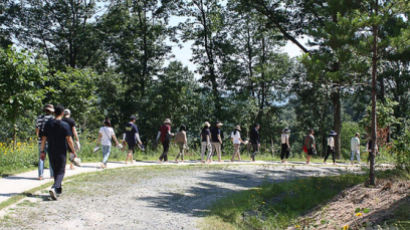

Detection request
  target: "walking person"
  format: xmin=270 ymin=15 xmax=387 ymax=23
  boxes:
xmin=200 ymin=122 xmax=212 ymax=163
xmin=36 ymin=104 xmax=54 ymax=180
xmin=122 ymin=115 xmax=142 ymax=164
xmin=40 ymin=105 xmax=76 ymax=200
xmin=210 ymin=122 xmax=223 ymax=162
xmin=157 ymin=118 xmax=173 ymax=162
xmin=323 ymin=130 xmax=337 ymax=165
xmin=250 ymin=124 xmax=261 ymax=162
xmin=97 ymin=118 xmax=120 ymax=168
xmin=62 ymin=109 xmax=81 ymax=169
xmin=303 ymin=129 xmax=316 ymax=164
xmin=366 ymin=137 xmax=378 ymax=164
xmin=350 ymin=133 xmax=361 ymax=164
xmin=280 ymin=128 xmax=290 ymax=163
xmin=175 ymin=125 xmax=188 ymax=163
xmin=231 ymin=125 xmax=246 ymax=162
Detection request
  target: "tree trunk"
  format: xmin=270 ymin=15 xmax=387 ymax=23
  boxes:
xmin=369 ymin=0 xmax=379 ymax=186
xmin=12 ymin=122 xmax=17 ymax=150
xmin=332 ymin=90 xmax=342 ymax=159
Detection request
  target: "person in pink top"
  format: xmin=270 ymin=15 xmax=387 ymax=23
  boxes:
xmin=156 ymin=118 xmax=173 ymax=162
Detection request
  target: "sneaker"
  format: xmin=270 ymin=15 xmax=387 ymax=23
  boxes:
xmin=72 ymin=157 xmax=81 ymax=167
xmin=49 ymin=188 xmax=57 ymax=200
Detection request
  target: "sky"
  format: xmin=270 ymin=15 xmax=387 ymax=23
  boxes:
xmin=167 ymin=16 xmax=306 ymax=74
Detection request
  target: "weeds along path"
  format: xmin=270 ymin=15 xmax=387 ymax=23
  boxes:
xmin=0 ymin=164 xmax=360 ymax=230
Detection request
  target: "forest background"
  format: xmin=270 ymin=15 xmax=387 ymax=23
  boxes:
xmin=0 ymin=0 xmax=408 ymax=174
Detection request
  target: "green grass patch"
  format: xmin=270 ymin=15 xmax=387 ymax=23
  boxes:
xmin=203 ymin=174 xmax=366 ymax=230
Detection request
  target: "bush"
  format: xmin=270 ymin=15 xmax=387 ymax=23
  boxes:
xmin=391 ymin=128 xmax=410 ymax=172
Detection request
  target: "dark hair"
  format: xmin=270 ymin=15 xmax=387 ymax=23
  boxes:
xmin=54 ymin=105 xmax=65 ymax=116
xmin=234 ymin=129 xmax=239 ymax=135
xmin=130 ymin=115 xmax=136 ymax=121
xmin=309 ymin=129 xmax=314 ymax=134
xmin=180 ymin=125 xmax=186 ymax=131
xmin=104 ymin=118 xmax=112 ymax=127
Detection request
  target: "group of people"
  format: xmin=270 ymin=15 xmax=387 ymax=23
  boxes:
xmin=36 ymin=103 xmax=378 ymax=200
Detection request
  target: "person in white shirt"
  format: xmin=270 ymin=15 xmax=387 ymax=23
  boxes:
xmin=97 ymin=118 xmax=120 ymax=168
xmin=323 ymin=130 xmax=337 ymax=164
xmin=280 ymin=128 xmax=291 ymax=163
xmin=231 ymin=125 xmax=246 ymax=161
xmin=350 ymin=133 xmax=361 ymax=164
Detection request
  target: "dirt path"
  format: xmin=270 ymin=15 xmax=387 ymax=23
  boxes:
xmin=0 ymin=164 xmax=359 ymax=230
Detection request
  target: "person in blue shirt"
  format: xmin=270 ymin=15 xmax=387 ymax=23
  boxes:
xmin=122 ymin=115 xmax=142 ymax=164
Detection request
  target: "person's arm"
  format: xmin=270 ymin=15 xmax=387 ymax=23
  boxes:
xmin=217 ymin=134 xmax=222 ymax=144
xmin=97 ymin=132 xmax=102 ymax=145
xmin=286 ymin=135 xmax=290 ymax=148
xmin=206 ymin=133 xmax=210 ymax=144
xmin=36 ymin=127 xmax=40 ymax=138
xmin=72 ymin=126 xmax=81 ymax=150
xmin=184 ymin=132 xmax=187 ymax=145
xmin=156 ymin=131 xmax=161 ymax=142
xmin=135 ymin=133 xmax=142 ymax=145
xmin=66 ymin=136 xmax=76 ymax=154
xmin=40 ymin=136 xmax=47 ymax=160
xmin=112 ymin=134 xmax=120 ymax=146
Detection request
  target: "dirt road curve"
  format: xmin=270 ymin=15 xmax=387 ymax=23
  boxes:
xmin=0 ymin=164 xmax=359 ymax=230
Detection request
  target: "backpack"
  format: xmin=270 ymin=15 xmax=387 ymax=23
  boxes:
xmin=175 ymin=131 xmax=185 ymax=144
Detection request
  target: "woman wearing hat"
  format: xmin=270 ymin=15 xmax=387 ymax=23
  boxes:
xmin=324 ymin=130 xmax=337 ymax=164
xmin=231 ymin=125 xmax=246 ymax=161
xmin=157 ymin=118 xmax=173 ymax=162
xmin=200 ymin=121 xmax=212 ymax=163
xmin=280 ymin=128 xmax=291 ymax=163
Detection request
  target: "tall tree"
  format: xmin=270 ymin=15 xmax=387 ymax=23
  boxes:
xmin=0 ymin=0 xmax=20 ymax=48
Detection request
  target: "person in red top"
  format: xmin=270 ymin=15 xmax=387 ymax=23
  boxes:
xmin=156 ymin=118 xmax=173 ymax=162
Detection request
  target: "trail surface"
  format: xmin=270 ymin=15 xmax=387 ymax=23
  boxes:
xmin=0 ymin=164 xmax=360 ymax=230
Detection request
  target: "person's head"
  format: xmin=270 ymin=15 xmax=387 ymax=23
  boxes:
xmin=130 ymin=115 xmax=137 ymax=123
xmin=43 ymin=104 xmax=54 ymax=115
xmin=63 ymin=109 xmax=71 ymax=118
xmin=355 ymin=133 xmax=360 ymax=138
xmin=204 ymin=121 xmax=210 ymax=128
xmin=283 ymin=128 xmax=290 ymax=134
xmin=54 ymin=105 xmax=65 ymax=117
xmin=104 ymin=118 xmax=111 ymax=127
xmin=180 ymin=125 xmax=186 ymax=131
xmin=329 ymin=130 xmax=337 ymax=137
xmin=164 ymin=118 xmax=171 ymax=125
xmin=309 ymin=129 xmax=314 ymax=135
xmin=216 ymin=122 xmax=223 ymax=128
xmin=255 ymin=123 xmax=260 ymax=130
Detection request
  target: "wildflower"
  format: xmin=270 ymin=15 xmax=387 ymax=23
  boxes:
xmin=295 ymin=225 xmax=301 ymax=229
xmin=343 ymin=225 xmax=349 ymax=230
xmin=355 ymin=212 xmax=363 ymax=217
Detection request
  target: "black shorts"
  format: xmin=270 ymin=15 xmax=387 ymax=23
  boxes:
xmin=281 ymin=144 xmax=289 ymax=154
xmin=127 ymin=142 xmax=136 ymax=152
xmin=307 ymin=148 xmax=316 ymax=156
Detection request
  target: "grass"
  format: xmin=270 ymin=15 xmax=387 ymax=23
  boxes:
xmin=201 ymin=174 xmax=367 ymax=230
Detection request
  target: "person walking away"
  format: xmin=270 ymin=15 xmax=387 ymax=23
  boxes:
xmin=303 ymin=129 xmax=316 ymax=164
xmin=350 ymin=133 xmax=361 ymax=164
xmin=250 ymin=124 xmax=261 ymax=162
xmin=97 ymin=118 xmax=120 ymax=168
xmin=231 ymin=125 xmax=246 ymax=162
xmin=200 ymin=122 xmax=212 ymax=163
xmin=323 ymin=130 xmax=337 ymax=165
xmin=157 ymin=118 xmax=173 ymax=162
xmin=280 ymin=128 xmax=291 ymax=163
xmin=62 ymin=109 xmax=81 ymax=169
xmin=40 ymin=105 xmax=76 ymax=200
xmin=36 ymin=104 xmax=54 ymax=180
xmin=175 ymin=125 xmax=188 ymax=163
xmin=123 ymin=115 xmax=142 ymax=164
xmin=210 ymin=122 xmax=223 ymax=162
xmin=366 ymin=137 xmax=378 ymax=164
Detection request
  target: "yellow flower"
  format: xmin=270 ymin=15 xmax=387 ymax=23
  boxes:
xmin=343 ymin=225 xmax=349 ymax=230
xmin=355 ymin=212 xmax=363 ymax=217
xmin=295 ymin=225 xmax=301 ymax=229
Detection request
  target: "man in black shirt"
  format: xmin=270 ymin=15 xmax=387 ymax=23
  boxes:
xmin=41 ymin=105 xmax=76 ymax=200
xmin=250 ymin=124 xmax=260 ymax=161
xmin=210 ymin=122 xmax=223 ymax=162
xmin=63 ymin=109 xmax=81 ymax=168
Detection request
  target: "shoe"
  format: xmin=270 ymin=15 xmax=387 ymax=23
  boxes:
xmin=39 ymin=176 xmax=43 ymax=181
xmin=49 ymin=188 xmax=57 ymax=200
xmin=72 ymin=157 xmax=81 ymax=167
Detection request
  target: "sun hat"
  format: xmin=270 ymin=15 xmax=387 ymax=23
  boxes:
xmin=235 ymin=125 xmax=241 ymax=131
xmin=64 ymin=109 xmax=71 ymax=116
xmin=204 ymin=121 xmax=210 ymax=127
xmin=44 ymin=104 xmax=54 ymax=113
xmin=329 ymin=130 xmax=337 ymax=136
xmin=216 ymin=122 xmax=223 ymax=127
xmin=164 ymin=118 xmax=171 ymax=124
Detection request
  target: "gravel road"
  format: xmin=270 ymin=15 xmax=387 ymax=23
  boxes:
xmin=0 ymin=164 xmax=357 ymax=230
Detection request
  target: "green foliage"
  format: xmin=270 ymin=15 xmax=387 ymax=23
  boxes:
xmin=391 ymin=126 xmax=410 ymax=173
xmin=205 ymin=174 xmax=365 ymax=229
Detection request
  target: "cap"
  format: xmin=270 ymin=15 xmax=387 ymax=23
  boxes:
xmin=329 ymin=130 xmax=337 ymax=136
xmin=64 ymin=109 xmax=71 ymax=116
xmin=204 ymin=121 xmax=210 ymax=127
xmin=130 ymin=115 xmax=137 ymax=121
xmin=235 ymin=125 xmax=241 ymax=131
xmin=44 ymin=104 xmax=54 ymax=112
xmin=216 ymin=122 xmax=223 ymax=127
xmin=164 ymin=118 xmax=171 ymax=124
